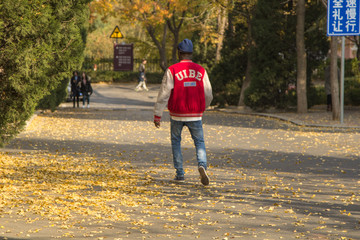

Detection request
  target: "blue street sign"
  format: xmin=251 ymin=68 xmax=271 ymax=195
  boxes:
xmin=327 ymin=0 xmax=360 ymax=36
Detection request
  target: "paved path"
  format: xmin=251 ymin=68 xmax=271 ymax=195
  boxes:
xmin=0 ymin=83 xmax=359 ymax=240
xmin=67 ymin=83 xmax=360 ymax=129
xmin=64 ymin=83 xmax=159 ymax=110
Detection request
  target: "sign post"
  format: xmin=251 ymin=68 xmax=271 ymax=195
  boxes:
xmin=110 ymin=26 xmax=134 ymax=71
xmin=327 ymin=0 xmax=360 ymax=124
xmin=110 ymin=26 xmax=124 ymax=44
xmin=113 ymin=44 xmax=133 ymax=71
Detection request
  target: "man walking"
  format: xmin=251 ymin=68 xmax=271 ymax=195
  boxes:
xmin=153 ymin=39 xmax=213 ymax=186
xmin=135 ymin=59 xmax=149 ymax=91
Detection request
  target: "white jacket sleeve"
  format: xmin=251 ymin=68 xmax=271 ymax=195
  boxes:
xmin=154 ymin=69 xmax=174 ymax=118
xmin=203 ymin=71 xmax=213 ymax=108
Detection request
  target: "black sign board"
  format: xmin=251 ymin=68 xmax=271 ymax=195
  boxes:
xmin=114 ymin=44 xmax=133 ymax=71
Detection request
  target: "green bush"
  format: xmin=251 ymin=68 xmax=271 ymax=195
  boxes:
xmin=37 ymin=78 xmax=69 ymax=112
xmin=351 ymin=58 xmax=360 ymax=78
xmin=209 ymin=42 xmax=246 ymax=107
xmin=212 ymin=78 xmax=242 ymax=107
xmin=349 ymin=88 xmax=360 ymax=105
xmin=286 ymin=79 xmax=360 ymax=107
xmin=0 ymin=0 xmax=90 ymax=146
xmin=308 ymin=86 xmax=326 ymax=106
xmin=345 ymin=77 xmax=360 ymax=105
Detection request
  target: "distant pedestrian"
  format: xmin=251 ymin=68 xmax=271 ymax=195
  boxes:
xmin=135 ymin=59 xmax=149 ymax=91
xmin=153 ymin=39 xmax=213 ymax=186
xmin=80 ymin=72 xmax=93 ymax=108
xmin=71 ymin=71 xmax=81 ymax=108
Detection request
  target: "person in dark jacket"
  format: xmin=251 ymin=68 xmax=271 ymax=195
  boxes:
xmin=71 ymin=71 xmax=81 ymax=108
xmin=80 ymin=72 xmax=93 ymax=108
xmin=135 ymin=59 xmax=149 ymax=91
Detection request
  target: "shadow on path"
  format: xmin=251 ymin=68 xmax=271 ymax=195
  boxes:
xmin=1 ymin=106 xmax=359 ymax=239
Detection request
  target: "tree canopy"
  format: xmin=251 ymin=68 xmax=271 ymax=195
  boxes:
xmin=87 ymin=1 xmax=334 ymax=110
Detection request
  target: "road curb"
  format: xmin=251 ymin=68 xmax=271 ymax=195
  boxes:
xmin=215 ymin=108 xmax=360 ymax=130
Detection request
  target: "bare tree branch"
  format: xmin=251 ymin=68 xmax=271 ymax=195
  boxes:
xmin=320 ymin=0 xmax=327 ymax=8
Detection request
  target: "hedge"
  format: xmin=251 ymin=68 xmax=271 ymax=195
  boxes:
xmin=0 ymin=0 xmax=90 ymax=146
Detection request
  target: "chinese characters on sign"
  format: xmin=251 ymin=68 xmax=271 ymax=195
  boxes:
xmin=327 ymin=0 xmax=360 ymax=36
xmin=114 ymin=44 xmax=133 ymax=71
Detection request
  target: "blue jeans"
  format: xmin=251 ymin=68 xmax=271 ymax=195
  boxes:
xmin=170 ymin=119 xmax=207 ymax=177
xmin=139 ymin=72 xmax=145 ymax=82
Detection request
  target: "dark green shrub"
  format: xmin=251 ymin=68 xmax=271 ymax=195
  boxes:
xmin=284 ymin=89 xmax=297 ymax=107
xmin=345 ymin=77 xmax=360 ymax=105
xmin=308 ymin=86 xmax=326 ymax=106
xmin=209 ymin=24 xmax=247 ymax=107
xmin=0 ymin=0 xmax=90 ymax=145
xmin=349 ymin=88 xmax=360 ymax=105
xmin=37 ymin=78 xmax=69 ymax=112
xmin=212 ymin=78 xmax=242 ymax=107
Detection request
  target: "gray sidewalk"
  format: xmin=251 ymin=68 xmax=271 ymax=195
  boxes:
xmin=63 ymin=83 xmax=360 ymax=129
xmin=61 ymin=83 xmax=159 ymax=110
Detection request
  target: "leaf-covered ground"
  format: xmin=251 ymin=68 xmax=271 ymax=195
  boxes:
xmin=1 ymin=108 xmax=359 ymax=239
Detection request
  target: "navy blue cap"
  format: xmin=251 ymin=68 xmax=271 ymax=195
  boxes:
xmin=178 ymin=39 xmax=193 ymax=53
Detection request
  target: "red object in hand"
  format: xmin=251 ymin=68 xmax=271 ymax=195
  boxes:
xmin=154 ymin=115 xmax=161 ymax=128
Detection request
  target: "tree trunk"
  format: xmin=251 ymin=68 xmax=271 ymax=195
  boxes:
xmin=296 ymin=0 xmax=307 ymax=113
xmin=238 ymin=56 xmax=251 ymax=106
xmin=238 ymin=14 xmax=252 ymax=107
xmin=167 ymin=11 xmax=185 ymax=65
xmin=215 ymin=7 xmax=227 ymax=63
xmin=171 ymin=31 xmax=179 ymax=64
xmin=146 ymin=23 xmax=168 ymax=71
xmin=330 ymin=36 xmax=340 ymax=120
